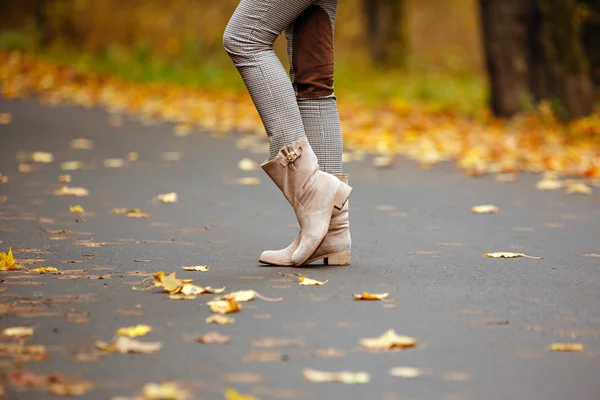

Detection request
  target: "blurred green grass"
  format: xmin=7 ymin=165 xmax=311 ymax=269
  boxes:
xmin=0 ymin=28 xmax=487 ymax=117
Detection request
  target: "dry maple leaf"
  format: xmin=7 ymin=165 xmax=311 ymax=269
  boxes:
xmin=156 ymin=192 xmax=178 ymax=203
xmin=471 ymin=204 xmax=500 ymax=214
xmin=303 ymin=368 xmax=370 ymax=384
xmin=96 ymin=336 xmax=162 ymax=354
xmin=206 ymin=315 xmax=235 ymax=324
xmin=196 ymin=331 xmax=231 ymax=344
xmin=485 ymin=252 xmax=542 ymax=259
xmin=3 ymin=326 xmax=34 ymax=338
xmin=28 ymin=266 xmax=58 ymax=274
xmin=353 ymin=292 xmax=389 ymax=301
xmin=116 ymin=324 xmax=152 ymax=337
xmin=298 ymin=276 xmax=328 ymax=286
xmin=182 ymin=265 xmax=209 ymax=272
xmin=0 ymin=248 xmax=18 ymax=271
xmin=208 ymin=298 xmax=241 ymax=314
xmin=156 ymin=272 xmax=185 ymax=294
xmin=547 ymin=343 xmax=584 ymax=352
xmin=69 ymin=205 xmax=85 ymax=213
xmin=54 ymin=186 xmax=89 ymax=197
xmin=360 ymin=329 xmax=417 ymax=351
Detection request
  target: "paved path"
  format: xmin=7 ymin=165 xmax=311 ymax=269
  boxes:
xmin=1 ymin=98 xmax=599 ymax=400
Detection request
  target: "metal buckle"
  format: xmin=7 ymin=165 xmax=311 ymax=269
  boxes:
xmin=286 ymin=151 xmax=298 ymax=164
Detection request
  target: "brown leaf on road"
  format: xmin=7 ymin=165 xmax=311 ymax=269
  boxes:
xmin=96 ymin=336 xmax=162 ymax=354
xmin=223 ymin=373 xmax=263 ymax=384
xmin=310 ymin=348 xmax=346 ymax=358
xmin=360 ymin=329 xmax=417 ymax=351
xmin=196 ymin=331 xmax=231 ymax=344
xmin=182 ymin=265 xmax=209 ymax=272
xmin=303 ymin=368 xmax=370 ymax=384
xmin=59 ymin=174 xmax=71 ymax=183
xmin=243 ymin=350 xmax=284 ymax=363
xmin=206 ymin=315 xmax=235 ymax=324
xmin=252 ymin=337 xmax=303 ymax=348
xmin=10 ymin=371 xmax=93 ymax=396
xmin=54 ymin=186 xmax=89 ymax=197
xmin=485 ymin=252 xmax=542 ymax=259
xmin=3 ymin=326 xmax=34 ymax=338
xmin=353 ymin=292 xmax=389 ymax=301
xmin=471 ymin=204 xmax=500 ymax=214
xmin=208 ymin=298 xmax=241 ymax=314
xmin=547 ymin=343 xmax=584 ymax=352
xmin=154 ymin=272 xmax=185 ymax=294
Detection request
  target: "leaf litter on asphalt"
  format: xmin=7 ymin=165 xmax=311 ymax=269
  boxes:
xmin=116 ymin=324 xmax=152 ymax=337
xmin=485 ymin=252 xmax=543 ymax=259
xmin=360 ymin=329 xmax=418 ymax=351
xmin=353 ymin=292 xmax=389 ymax=301
xmin=303 ymin=368 xmax=370 ymax=384
xmin=96 ymin=336 xmax=162 ymax=354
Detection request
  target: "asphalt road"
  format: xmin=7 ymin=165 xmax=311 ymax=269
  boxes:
xmin=0 ymin=98 xmax=599 ymax=400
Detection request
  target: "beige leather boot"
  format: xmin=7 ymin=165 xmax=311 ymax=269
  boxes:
xmin=259 ymin=174 xmax=351 ymax=266
xmin=261 ymin=136 xmax=352 ymax=266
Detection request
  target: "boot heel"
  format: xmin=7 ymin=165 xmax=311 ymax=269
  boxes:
xmin=333 ymin=182 xmax=352 ymax=210
xmin=326 ymin=251 xmax=351 ymax=266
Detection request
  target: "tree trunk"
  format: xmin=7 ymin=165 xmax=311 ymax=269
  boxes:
xmin=540 ymin=0 xmax=594 ymax=119
xmin=480 ymin=0 xmax=595 ymax=120
xmin=363 ymin=0 xmax=406 ymax=68
xmin=581 ymin=0 xmax=600 ymax=99
xmin=479 ymin=0 xmax=536 ymax=117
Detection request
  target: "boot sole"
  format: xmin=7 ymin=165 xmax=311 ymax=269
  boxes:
xmin=292 ymin=182 xmax=353 ymax=266
xmin=259 ymin=250 xmax=351 ymax=267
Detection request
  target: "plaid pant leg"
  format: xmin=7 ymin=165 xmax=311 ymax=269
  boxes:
xmin=285 ymin=0 xmax=344 ymax=174
xmin=223 ymin=0 xmax=316 ymax=157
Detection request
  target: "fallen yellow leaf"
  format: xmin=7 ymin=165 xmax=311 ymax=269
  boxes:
xmin=182 ymin=265 xmax=209 ymax=272
xmin=60 ymin=161 xmax=84 ymax=171
xmin=205 ymin=315 xmax=235 ymax=324
xmin=360 ymin=329 xmax=417 ymax=351
xmin=471 ymin=204 xmax=500 ymax=214
xmin=116 ymin=324 xmax=152 ymax=338
xmin=0 ymin=248 xmax=18 ymax=271
xmin=298 ymin=276 xmax=328 ymax=286
xmin=353 ymin=292 xmax=389 ymax=301
xmin=302 ymin=368 xmax=370 ymax=384
xmin=156 ymin=192 xmax=178 ymax=203
xmin=224 ymin=388 xmax=260 ymax=400
xmin=104 ymin=158 xmax=125 ymax=168
xmin=69 ymin=138 xmax=94 ymax=150
xmin=389 ymin=367 xmax=428 ymax=378
xmin=196 ymin=331 xmax=231 ymax=344
xmin=28 ymin=266 xmax=59 ymax=274
xmin=485 ymin=252 xmax=542 ymax=259
xmin=96 ymin=336 xmax=162 ymax=354
xmin=32 ymin=151 xmax=54 ymax=163
xmin=141 ymin=382 xmax=189 ymax=400
xmin=565 ymin=181 xmax=592 ymax=194
xmin=59 ymin=174 xmax=71 ymax=183
xmin=69 ymin=205 xmax=85 ymax=213
xmin=547 ymin=343 xmax=584 ymax=352
xmin=208 ymin=298 xmax=241 ymax=314
xmin=155 ymin=272 xmax=185 ymax=294
xmin=168 ymin=294 xmax=197 ymax=300
xmin=238 ymin=158 xmax=258 ymax=171
xmin=536 ymin=178 xmax=563 ymax=190
xmin=218 ymin=290 xmax=283 ymax=303
xmin=3 ymin=326 xmax=34 ymax=338
xmin=238 ymin=177 xmax=260 ymax=185
xmin=112 ymin=208 xmax=142 ymax=214
xmin=54 ymin=186 xmax=89 ymax=197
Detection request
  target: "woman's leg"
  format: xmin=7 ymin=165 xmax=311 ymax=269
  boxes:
xmin=223 ymin=0 xmax=315 ymax=156
xmin=285 ymin=0 xmax=343 ymax=174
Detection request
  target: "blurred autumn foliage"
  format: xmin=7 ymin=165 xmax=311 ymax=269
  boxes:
xmin=0 ymin=0 xmax=599 ymax=181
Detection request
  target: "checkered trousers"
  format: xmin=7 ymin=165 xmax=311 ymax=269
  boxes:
xmin=224 ymin=0 xmax=343 ymax=174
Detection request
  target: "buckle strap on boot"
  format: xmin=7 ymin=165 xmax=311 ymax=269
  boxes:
xmin=280 ymin=144 xmax=303 ymax=168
